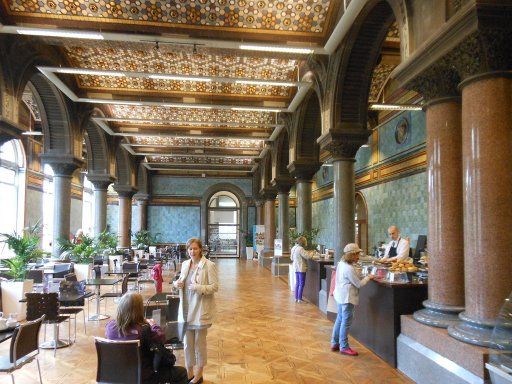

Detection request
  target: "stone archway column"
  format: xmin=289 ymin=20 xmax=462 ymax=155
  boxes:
xmin=88 ymin=176 xmax=115 ymax=237
xmin=43 ymin=157 xmax=83 ymax=257
xmin=256 ymin=199 xmax=265 ymax=225
xmin=262 ymin=191 xmax=277 ymax=258
xmin=114 ymin=187 xmax=137 ymax=248
xmin=413 ymin=97 xmax=465 ymax=328
xmin=296 ymin=179 xmax=313 ymax=233
xmin=277 ymin=192 xmax=291 ymax=255
xmin=135 ymin=194 xmax=149 ymax=232
xmin=447 ymin=73 xmax=512 ymax=347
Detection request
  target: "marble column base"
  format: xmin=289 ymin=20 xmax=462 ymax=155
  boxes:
xmin=271 ymin=256 xmax=290 ymax=276
xmin=448 ymin=311 xmax=498 ymax=348
xmin=414 ymin=300 xmax=465 ymax=329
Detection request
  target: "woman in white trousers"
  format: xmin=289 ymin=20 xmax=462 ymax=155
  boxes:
xmin=174 ymin=238 xmax=218 ymax=384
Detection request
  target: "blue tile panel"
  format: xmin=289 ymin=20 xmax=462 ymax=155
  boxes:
xmin=359 ymin=172 xmax=427 ymax=249
xmin=152 ymin=176 xmax=253 ymax=197
xmin=312 ymin=198 xmax=335 ymax=249
xmin=148 ymin=206 xmax=200 ymax=243
xmin=355 ymin=146 xmax=372 ymax=172
xmin=106 ymin=204 xmax=119 ymax=234
xmin=378 ymin=110 xmax=426 ymax=162
xmin=248 ymin=206 xmax=256 ymax=229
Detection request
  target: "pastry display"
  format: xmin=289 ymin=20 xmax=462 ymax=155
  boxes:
xmin=388 ymin=261 xmax=418 ymax=273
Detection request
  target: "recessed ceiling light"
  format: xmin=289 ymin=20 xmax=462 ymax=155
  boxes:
xmin=17 ymin=28 xmax=104 ymax=40
xmin=56 ymin=68 xmax=125 ymax=77
xmin=149 ymin=74 xmax=212 ymax=82
xmin=369 ymin=104 xmax=422 ymax=111
xmin=235 ymin=80 xmax=296 ymax=87
xmin=239 ymin=44 xmax=313 ymax=54
xmin=232 ymin=107 xmax=281 ymax=113
xmin=22 ymin=131 xmax=43 ymax=136
xmin=163 ymin=104 xmax=213 ymax=109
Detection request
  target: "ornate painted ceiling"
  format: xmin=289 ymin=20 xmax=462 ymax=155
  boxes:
xmin=0 ymin=1 xmax=401 ymax=176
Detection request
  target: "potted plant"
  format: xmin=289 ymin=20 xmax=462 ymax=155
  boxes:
xmin=58 ymin=234 xmax=95 ymax=281
xmin=95 ymin=230 xmax=122 ymax=270
xmin=0 ymin=224 xmax=42 ymax=320
xmin=289 ymin=228 xmax=320 ymax=251
xmin=240 ymin=229 xmax=254 ymax=260
xmin=132 ymin=230 xmax=158 ymax=259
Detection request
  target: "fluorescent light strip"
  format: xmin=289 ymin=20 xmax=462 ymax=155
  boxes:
xmin=239 ymin=44 xmax=313 ymax=55
xmin=17 ymin=28 xmax=103 ymax=40
xmin=21 ymin=131 xmax=43 ymax=136
xmin=56 ymin=68 xmax=125 ymax=77
xmin=149 ymin=74 xmax=212 ymax=82
xmin=235 ymin=80 xmax=295 ymax=87
xmin=369 ymin=104 xmax=422 ymax=111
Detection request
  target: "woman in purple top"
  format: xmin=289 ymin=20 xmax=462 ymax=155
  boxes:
xmin=105 ymin=292 xmax=188 ymax=384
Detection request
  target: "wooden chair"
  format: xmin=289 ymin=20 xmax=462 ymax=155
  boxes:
xmin=95 ymin=337 xmax=141 ymax=384
xmin=0 ymin=316 xmax=45 ymax=384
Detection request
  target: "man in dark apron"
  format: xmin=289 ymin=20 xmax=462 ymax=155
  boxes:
xmin=381 ymin=226 xmax=410 ymax=262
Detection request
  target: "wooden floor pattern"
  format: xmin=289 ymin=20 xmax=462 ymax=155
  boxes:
xmin=0 ymin=259 xmax=412 ymax=383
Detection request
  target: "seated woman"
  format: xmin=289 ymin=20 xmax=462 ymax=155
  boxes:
xmin=105 ymin=292 xmax=188 ymax=384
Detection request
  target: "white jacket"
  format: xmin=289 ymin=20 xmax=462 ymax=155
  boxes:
xmin=333 ymin=260 xmax=371 ymax=305
xmin=290 ymin=245 xmax=312 ymax=272
xmin=173 ymin=256 xmax=219 ymax=327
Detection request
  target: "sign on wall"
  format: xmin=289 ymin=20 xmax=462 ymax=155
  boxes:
xmin=274 ymin=239 xmax=283 ymax=256
xmin=253 ymin=225 xmax=265 ymax=259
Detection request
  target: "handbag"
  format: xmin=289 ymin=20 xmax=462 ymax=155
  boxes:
xmin=140 ymin=323 xmax=176 ymax=372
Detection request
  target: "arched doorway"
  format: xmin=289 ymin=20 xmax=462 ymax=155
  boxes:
xmin=207 ymin=191 xmax=240 ymax=258
xmin=355 ymin=192 xmax=368 ymax=254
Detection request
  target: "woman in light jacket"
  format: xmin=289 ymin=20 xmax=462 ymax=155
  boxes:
xmin=173 ymin=238 xmax=218 ymax=384
xmin=331 ymin=243 xmax=373 ymax=356
xmin=290 ymin=236 xmax=313 ymax=303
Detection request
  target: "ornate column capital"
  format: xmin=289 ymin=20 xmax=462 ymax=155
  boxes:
xmin=41 ymin=154 xmax=83 ymax=177
xmin=287 ymin=160 xmax=322 ymax=181
xmin=271 ymin=176 xmax=294 ymax=193
xmin=114 ymin=185 xmax=137 ymax=199
xmin=134 ymin=193 xmax=150 ymax=203
xmin=87 ymin=174 xmax=116 ymax=191
xmin=317 ymin=129 xmax=369 ymax=161
xmin=406 ymin=60 xmax=461 ymax=103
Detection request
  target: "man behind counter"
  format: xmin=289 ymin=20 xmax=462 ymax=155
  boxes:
xmin=380 ymin=225 xmax=410 ymax=262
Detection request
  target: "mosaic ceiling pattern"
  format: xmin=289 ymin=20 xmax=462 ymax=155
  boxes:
xmin=110 ymin=105 xmax=276 ymax=125
xmin=148 ymin=156 xmax=254 ymax=166
xmin=131 ymin=136 xmax=264 ymax=149
xmin=7 ymin=0 xmax=332 ymax=34
xmin=22 ymin=89 xmax=41 ymax=121
xmin=369 ymin=63 xmax=395 ymax=102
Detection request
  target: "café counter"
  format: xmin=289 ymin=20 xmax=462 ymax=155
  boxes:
xmin=303 ymin=258 xmax=334 ymax=306
xmin=326 ymin=266 xmax=428 ymax=367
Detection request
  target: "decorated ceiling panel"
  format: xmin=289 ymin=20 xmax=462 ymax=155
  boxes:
xmin=148 ymin=156 xmax=254 ymax=166
xmin=6 ymin=0 xmax=333 ymax=37
xmin=130 ymin=136 xmax=264 ymax=149
xmin=109 ymin=105 xmax=276 ymax=125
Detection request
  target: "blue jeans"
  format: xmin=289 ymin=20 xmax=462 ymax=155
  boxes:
xmin=295 ymin=272 xmax=306 ymax=300
xmin=331 ymin=303 xmax=354 ymax=349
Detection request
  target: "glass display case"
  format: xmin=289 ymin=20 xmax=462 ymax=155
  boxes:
xmin=486 ymin=290 xmax=512 ymax=383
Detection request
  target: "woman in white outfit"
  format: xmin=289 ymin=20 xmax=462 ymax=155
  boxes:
xmin=290 ymin=236 xmax=313 ymax=303
xmin=174 ymin=238 xmax=218 ymax=384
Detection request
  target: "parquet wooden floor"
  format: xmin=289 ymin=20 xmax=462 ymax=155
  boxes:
xmin=0 ymin=259 xmax=412 ymax=383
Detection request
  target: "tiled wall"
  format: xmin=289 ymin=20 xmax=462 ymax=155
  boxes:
xmin=152 ymin=176 xmax=252 ymax=197
xmin=148 ymin=206 xmax=200 ymax=243
xmin=248 ymin=206 xmax=256 ymax=230
xmin=312 ymin=198 xmax=335 ymax=249
xmin=359 ymin=172 xmax=427 ymax=249
xmin=106 ymin=204 xmax=118 ymax=233
xmin=25 ymin=188 xmax=43 ymax=226
xmin=70 ymin=198 xmax=83 ymax=235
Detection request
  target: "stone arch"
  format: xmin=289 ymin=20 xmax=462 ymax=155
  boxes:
xmin=324 ymin=0 xmax=404 ymax=133
xmin=200 ymin=182 xmax=249 ymax=256
xmin=260 ymin=152 xmax=273 ymax=192
xmin=289 ymin=89 xmax=323 ymax=164
xmin=84 ymin=109 xmax=112 ymax=176
xmin=114 ymin=141 xmax=136 ymax=187
xmin=271 ymin=129 xmax=291 ymax=181
xmin=136 ymin=162 xmax=149 ymax=195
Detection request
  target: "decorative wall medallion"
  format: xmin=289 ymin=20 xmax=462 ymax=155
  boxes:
xmin=395 ymin=118 xmax=409 ymax=144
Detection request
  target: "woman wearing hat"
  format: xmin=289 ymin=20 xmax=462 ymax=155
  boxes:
xmin=331 ymin=243 xmax=373 ymax=356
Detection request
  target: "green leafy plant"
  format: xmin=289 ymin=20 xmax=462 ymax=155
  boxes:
xmin=95 ymin=230 xmax=118 ymax=255
xmin=132 ymin=230 xmax=159 ymax=250
xmin=58 ymin=234 xmax=96 ymax=264
xmin=1 ymin=223 xmax=43 ymax=280
xmin=239 ymin=228 xmax=253 ymax=247
xmin=289 ymin=228 xmax=320 ymax=251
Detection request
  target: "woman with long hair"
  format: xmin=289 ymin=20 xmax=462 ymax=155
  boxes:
xmin=174 ymin=237 xmax=219 ymax=384
xmin=105 ymin=292 xmax=188 ymax=384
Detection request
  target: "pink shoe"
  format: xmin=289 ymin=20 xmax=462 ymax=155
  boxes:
xmin=340 ymin=347 xmax=358 ymax=356
xmin=330 ymin=343 xmax=339 ymax=352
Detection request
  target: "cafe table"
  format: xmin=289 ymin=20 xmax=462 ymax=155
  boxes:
xmin=85 ymin=278 xmax=121 ymax=321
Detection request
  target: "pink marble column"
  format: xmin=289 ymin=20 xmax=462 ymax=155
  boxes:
xmin=414 ymin=98 xmax=465 ymax=328
xmin=256 ymin=200 xmax=265 ymax=226
xmin=117 ymin=191 xmax=136 ymax=248
xmin=263 ymin=197 xmax=276 ymax=257
xmin=448 ymin=73 xmax=512 ymax=347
